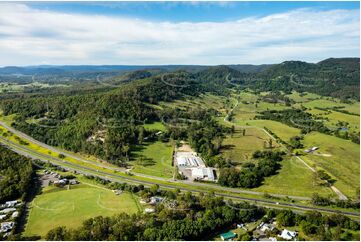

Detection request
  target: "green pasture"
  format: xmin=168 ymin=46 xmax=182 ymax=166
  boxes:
xmin=286 ymin=91 xmax=321 ymax=103
xmin=301 ymin=132 xmax=360 ymax=198
xmin=132 ymin=141 xmax=174 ymax=178
xmin=253 ymin=157 xmax=334 ymax=197
xmin=221 ymin=127 xmax=277 ymax=162
xmin=232 ymin=119 xmax=300 ymax=141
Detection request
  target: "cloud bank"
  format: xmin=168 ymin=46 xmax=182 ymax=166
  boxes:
xmin=0 ymin=3 xmax=359 ymax=65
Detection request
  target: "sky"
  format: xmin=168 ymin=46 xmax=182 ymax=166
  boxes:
xmin=0 ymin=1 xmax=359 ymax=66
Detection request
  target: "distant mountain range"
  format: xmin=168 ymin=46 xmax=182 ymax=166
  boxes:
xmin=0 ymin=64 xmax=274 ymax=75
xmin=0 ymin=58 xmax=359 ymax=99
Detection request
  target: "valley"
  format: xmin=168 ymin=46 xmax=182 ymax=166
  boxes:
xmin=0 ymin=58 xmax=359 ymax=240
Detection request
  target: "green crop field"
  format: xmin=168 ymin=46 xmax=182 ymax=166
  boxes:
xmin=132 ymin=141 xmax=174 ymax=178
xmin=301 ymin=132 xmax=360 ymax=198
xmin=253 ymin=157 xmax=334 ymax=197
xmin=23 ymin=184 xmax=141 ymax=238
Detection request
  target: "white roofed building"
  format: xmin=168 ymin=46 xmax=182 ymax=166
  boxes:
xmin=191 ymin=168 xmax=215 ymax=181
xmin=279 ymin=229 xmax=297 ymax=240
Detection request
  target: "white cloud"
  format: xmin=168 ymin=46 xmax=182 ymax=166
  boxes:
xmin=0 ymin=3 xmax=359 ymax=65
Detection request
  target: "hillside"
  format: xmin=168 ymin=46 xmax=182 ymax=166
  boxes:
xmin=0 ymin=57 xmax=359 ymax=167
xmin=249 ymin=58 xmax=360 ymax=99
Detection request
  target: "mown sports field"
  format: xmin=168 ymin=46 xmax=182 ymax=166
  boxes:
xmin=23 ymin=182 xmax=142 ymax=238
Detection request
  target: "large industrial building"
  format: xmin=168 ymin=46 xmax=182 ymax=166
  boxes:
xmin=174 ymin=151 xmax=216 ymax=182
xmin=176 ymin=152 xmax=206 ymax=168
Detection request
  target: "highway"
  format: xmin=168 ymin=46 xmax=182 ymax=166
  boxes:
xmin=0 ymin=120 xmax=311 ymax=201
xmin=0 ymin=129 xmax=359 ymax=217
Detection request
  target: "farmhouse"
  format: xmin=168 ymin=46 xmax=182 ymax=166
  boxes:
xmin=260 ymin=223 xmax=275 ymax=232
xmin=149 ymin=196 xmax=163 ymax=205
xmin=278 ymin=229 xmax=297 ymax=240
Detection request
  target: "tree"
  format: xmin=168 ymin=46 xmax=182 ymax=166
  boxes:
xmin=316 ymin=170 xmax=334 ymax=185
xmin=231 ymin=125 xmax=235 ymax=134
xmin=58 ymin=153 xmax=66 ymax=159
xmin=213 ymin=136 xmax=223 ymax=152
xmin=276 ymin=210 xmax=295 ymax=226
xmin=150 ymin=184 xmax=159 ymax=195
xmin=289 ymin=136 xmax=303 ymax=149
xmin=46 ymin=226 xmax=69 ymax=240
xmin=138 ymin=126 xmax=144 ymax=144
xmin=300 ymin=220 xmax=317 ymax=235
xmin=122 ymin=145 xmax=130 ymax=161
xmin=240 ymin=233 xmax=252 ymax=241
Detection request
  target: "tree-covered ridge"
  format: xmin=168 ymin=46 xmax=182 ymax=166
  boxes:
xmin=244 ymin=58 xmax=360 ymax=99
xmin=0 ymin=71 xmax=232 ymax=165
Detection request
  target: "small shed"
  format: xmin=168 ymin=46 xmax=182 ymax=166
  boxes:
xmin=220 ymin=231 xmax=236 ymax=241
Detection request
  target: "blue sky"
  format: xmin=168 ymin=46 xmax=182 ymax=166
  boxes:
xmin=28 ymin=1 xmax=360 ymax=22
xmin=0 ymin=1 xmax=359 ymax=65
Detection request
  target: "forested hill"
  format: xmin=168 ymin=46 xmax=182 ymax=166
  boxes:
xmin=0 ymin=71 xmax=232 ymax=164
xmin=0 ymin=57 xmax=359 ymax=166
xmin=244 ymin=58 xmax=360 ymax=99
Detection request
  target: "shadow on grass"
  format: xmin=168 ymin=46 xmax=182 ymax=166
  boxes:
xmin=221 ymin=144 xmax=236 ymax=150
xmin=129 ymin=142 xmax=158 ymax=167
